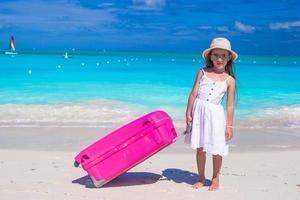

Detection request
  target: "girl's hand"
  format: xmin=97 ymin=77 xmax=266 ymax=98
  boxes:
xmin=186 ymin=115 xmax=192 ymax=125
xmin=225 ymin=127 xmax=233 ymax=141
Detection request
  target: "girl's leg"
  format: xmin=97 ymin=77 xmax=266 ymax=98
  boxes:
xmin=209 ymin=154 xmax=222 ymax=191
xmin=192 ymin=148 xmax=206 ymax=189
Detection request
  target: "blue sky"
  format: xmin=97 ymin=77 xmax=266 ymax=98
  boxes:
xmin=0 ymin=0 xmax=300 ymax=55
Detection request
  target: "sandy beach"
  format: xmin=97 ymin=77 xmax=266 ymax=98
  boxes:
xmin=1 ymin=126 xmax=300 ymax=200
xmin=1 ymin=0 xmax=300 ymax=199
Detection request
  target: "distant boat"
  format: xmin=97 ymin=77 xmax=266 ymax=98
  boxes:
xmin=5 ymin=36 xmax=18 ymax=55
xmin=63 ymin=52 xmax=72 ymax=59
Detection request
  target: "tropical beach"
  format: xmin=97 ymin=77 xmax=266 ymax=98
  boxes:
xmin=1 ymin=0 xmax=300 ymax=199
xmin=1 ymin=52 xmax=300 ymax=199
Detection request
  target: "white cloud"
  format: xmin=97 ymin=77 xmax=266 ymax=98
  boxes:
xmin=198 ymin=26 xmax=212 ymax=30
xmin=198 ymin=26 xmax=229 ymax=32
xmin=235 ymin=21 xmax=255 ymax=33
xmin=132 ymin=0 xmax=166 ymax=10
xmin=215 ymin=26 xmax=229 ymax=32
xmin=0 ymin=0 xmax=119 ymax=33
xmin=270 ymin=21 xmax=300 ymax=30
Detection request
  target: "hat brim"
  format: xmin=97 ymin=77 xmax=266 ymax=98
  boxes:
xmin=202 ymin=47 xmax=238 ymax=61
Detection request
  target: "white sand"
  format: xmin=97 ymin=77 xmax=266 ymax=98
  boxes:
xmin=0 ymin=149 xmax=299 ymax=199
xmin=0 ymin=127 xmax=300 ymax=199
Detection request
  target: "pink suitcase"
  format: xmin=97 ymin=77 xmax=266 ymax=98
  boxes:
xmin=74 ymin=110 xmax=177 ymax=187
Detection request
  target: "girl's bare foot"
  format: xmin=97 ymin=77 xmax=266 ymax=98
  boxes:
xmin=192 ymin=181 xmax=204 ymax=189
xmin=192 ymin=179 xmax=205 ymax=189
xmin=208 ymin=177 xmax=219 ymax=191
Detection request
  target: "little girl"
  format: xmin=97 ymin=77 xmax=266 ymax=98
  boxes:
xmin=185 ymin=37 xmax=237 ymax=191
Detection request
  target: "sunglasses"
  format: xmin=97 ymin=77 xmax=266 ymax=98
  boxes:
xmin=210 ymin=53 xmax=230 ymax=61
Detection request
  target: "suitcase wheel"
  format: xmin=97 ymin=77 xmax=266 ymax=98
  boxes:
xmin=74 ymin=161 xmax=80 ymax=168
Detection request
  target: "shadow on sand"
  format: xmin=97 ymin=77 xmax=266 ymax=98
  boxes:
xmin=72 ymin=172 xmax=163 ymax=188
xmin=72 ymin=168 xmax=211 ymax=188
xmin=162 ymin=168 xmax=211 ymax=186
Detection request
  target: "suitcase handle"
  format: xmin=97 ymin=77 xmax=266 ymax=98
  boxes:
xmin=143 ymin=120 xmax=151 ymax=126
xmin=143 ymin=117 xmax=171 ymax=127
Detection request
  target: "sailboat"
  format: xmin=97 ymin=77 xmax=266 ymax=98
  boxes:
xmin=5 ymin=36 xmax=18 ymax=55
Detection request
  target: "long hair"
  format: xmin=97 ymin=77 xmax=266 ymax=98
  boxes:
xmin=204 ymin=50 xmax=238 ymax=103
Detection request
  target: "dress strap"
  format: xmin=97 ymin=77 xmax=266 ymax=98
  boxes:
xmin=224 ymin=75 xmax=231 ymax=82
xmin=201 ymin=69 xmax=206 ymax=76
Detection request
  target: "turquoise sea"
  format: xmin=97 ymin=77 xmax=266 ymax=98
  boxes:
xmin=1 ymin=51 xmax=300 ymax=128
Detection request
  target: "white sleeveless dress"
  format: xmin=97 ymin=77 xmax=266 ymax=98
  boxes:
xmin=187 ymin=69 xmax=231 ymax=156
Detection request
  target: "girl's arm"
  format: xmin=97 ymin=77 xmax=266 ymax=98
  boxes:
xmin=225 ymin=77 xmax=236 ymax=140
xmin=185 ymin=69 xmax=204 ymax=124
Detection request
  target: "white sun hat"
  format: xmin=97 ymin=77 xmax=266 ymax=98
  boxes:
xmin=202 ymin=37 xmax=238 ymax=61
